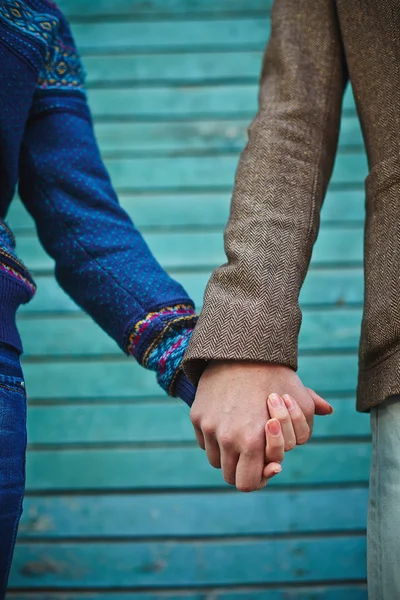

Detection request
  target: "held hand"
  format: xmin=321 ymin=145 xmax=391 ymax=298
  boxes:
xmin=190 ymin=361 xmax=333 ymax=492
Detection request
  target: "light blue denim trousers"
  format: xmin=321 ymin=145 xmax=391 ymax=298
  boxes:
xmin=368 ymin=396 xmax=400 ymax=599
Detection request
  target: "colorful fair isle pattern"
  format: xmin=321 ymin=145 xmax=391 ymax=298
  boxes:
xmin=146 ymin=327 xmax=193 ymax=396
xmin=0 ymin=221 xmax=16 ymax=252
xmin=0 ymin=260 xmax=36 ymax=296
xmin=0 ymin=0 xmax=85 ymax=92
xmin=127 ymin=305 xmax=197 ymax=396
xmin=0 ymin=222 xmax=36 ymax=297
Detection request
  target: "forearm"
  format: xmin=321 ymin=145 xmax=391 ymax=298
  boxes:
xmin=19 ymin=96 xmax=197 ymax=400
xmin=184 ymin=0 xmax=347 ymax=383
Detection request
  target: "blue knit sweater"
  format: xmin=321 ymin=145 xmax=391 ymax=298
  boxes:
xmin=0 ymin=0 xmax=197 ymax=404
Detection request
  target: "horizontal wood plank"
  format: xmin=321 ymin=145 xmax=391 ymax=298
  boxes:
xmin=86 ymin=85 xmax=356 ymax=119
xmin=73 ymin=19 xmax=271 ymax=53
xmin=9 ymin=536 xmax=366 ymax=587
xmin=105 ymin=152 xmax=367 ymax=191
xmin=83 ymin=52 xmax=265 ymax=85
xmin=91 ymin=116 xmax=361 ymax=153
xmin=8 ymin=594 xmax=203 ymax=600
xmin=7 ymin=588 xmax=368 ymax=600
xmin=25 ymin=441 xmax=370 ymax=491
xmin=19 ymin=488 xmax=368 ymax=539
xmin=201 ymin=591 xmax=367 ymax=600
xmin=58 ymin=0 xmax=275 ymax=19
xmin=91 ymin=116 xmax=362 ymax=153
xmin=21 ymin=353 xmax=358 ymax=401
xmin=26 ymin=397 xmax=368 ymax=445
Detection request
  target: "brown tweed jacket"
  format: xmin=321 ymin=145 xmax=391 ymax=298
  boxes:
xmin=183 ymin=0 xmax=400 ymax=412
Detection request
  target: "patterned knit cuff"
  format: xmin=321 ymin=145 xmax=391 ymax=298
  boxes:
xmin=147 ymin=326 xmax=194 ymax=396
xmin=126 ymin=304 xmax=198 ymax=397
xmin=0 ymin=221 xmax=36 ymax=352
xmin=0 ymin=222 xmax=36 ymax=300
xmin=174 ymin=370 xmax=196 ymax=406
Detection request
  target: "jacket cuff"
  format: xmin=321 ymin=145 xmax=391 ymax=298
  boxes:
xmin=183 ymin=297 xmax=299 ymax=385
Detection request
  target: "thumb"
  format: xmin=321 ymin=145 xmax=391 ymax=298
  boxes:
xmin=306 ymin=387 xmax=333 ymax=416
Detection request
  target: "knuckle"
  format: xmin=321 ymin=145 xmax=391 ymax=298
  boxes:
xmin=190 ymin=410 xmax=201 ymax=427
xmin=277 ymin=414 xmax=291 ymax=426
xmin=218 ymin=432 xmax=235 ymax=449
xmin=290 ymin=410 xmax=304 ymax=422
xmin=201 ymin=421 xmax=216 ymax=436
xmin=242 ymin=435 xmax=263 ymax=455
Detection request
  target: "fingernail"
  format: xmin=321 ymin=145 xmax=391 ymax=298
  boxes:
xmin=283 ymin=394 xmax=296 ymax=411
xmin=267 ymin=419 xmax=281 ymax=436
xmin=273 ymin=465 xmax=282 ymax=474
xmin=269 ymin=393 xmax=283 ymax=408
xmin=329 ymin=405 xmax=334 ymax=414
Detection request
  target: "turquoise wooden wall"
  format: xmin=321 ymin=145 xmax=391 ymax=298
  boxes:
xmin=7 ymin=1 xmax=369 ymax=598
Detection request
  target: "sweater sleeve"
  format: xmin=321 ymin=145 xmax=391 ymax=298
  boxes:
xmin=18 ymin=95 xmax=197 ymax=403
xmin=183 ymin=0 xmax=348 ymax=384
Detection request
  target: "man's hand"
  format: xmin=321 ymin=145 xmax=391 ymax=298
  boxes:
xmin=190 ymin=361 xmax=332 ymax=492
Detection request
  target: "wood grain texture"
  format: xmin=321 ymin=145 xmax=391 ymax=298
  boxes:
xmin=58 ymin=0 xmax=274 ymax=19
xmin=85 ymin=85 xmax=356 ymax=120
xmin=83 ymin=52 xmax=265 ymax=85
xmin=26 ymin=397 xmax=369 ymax=445
xmin=20 ymin=353 xmax=359 ymax=401
xmin=19 ymin=488 xmax=368 ymax=538
xmin=25 ymin=442 xmax=370 ymax=491
xmin=72 ymin=19 xmax=272 ymax=52
xmin=10 ymin=536 xmax=366 ymax=587
xmin=7 ymin=589 xmax=368 ymax=600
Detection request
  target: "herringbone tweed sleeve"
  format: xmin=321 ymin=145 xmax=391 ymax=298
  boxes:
xmin=184 ymin=0 xmax=348 ymax=384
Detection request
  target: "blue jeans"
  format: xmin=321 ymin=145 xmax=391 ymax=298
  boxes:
xmin=0 ymin=343 xmax=26 ymax=598
xmin=368 ymin=396 xmax=400 ymax=599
